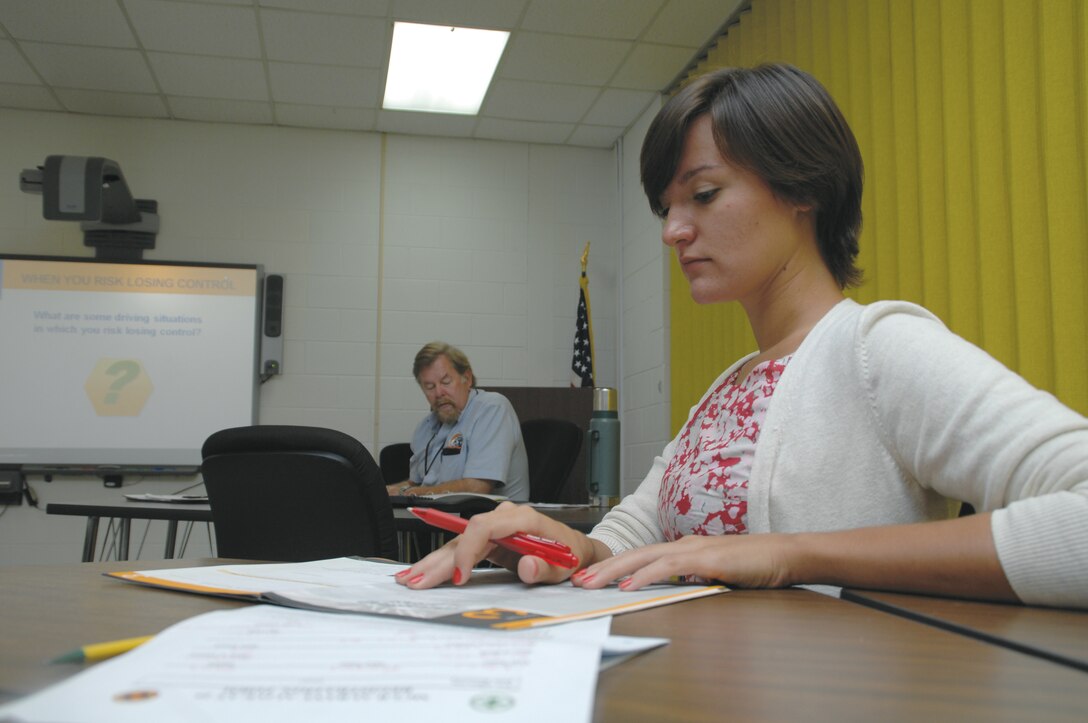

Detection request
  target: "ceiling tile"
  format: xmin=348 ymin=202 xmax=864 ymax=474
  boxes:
xmin=567 ymin=123 xmax=623 ymax=148
xmin=269 ymin=62 xmax=381 ymax=107
xmin=261 ymin=9 xmax=387 ymax=67
xmin=0 ymin=0 xmax=136 ymax=47
xmin=644 ymin=0 xmax=741 ymax=47
xmin=583 ymin=88 xmax=658 ymax=126
xmin=484 ymin=79 xmax=599 ymax=123
xmin=0 ymin=40 xmax=38 ymax=84
xmin=377 ymin=109 xmax=477 ymax=138
xmin=261 ymin=0 xmax=389 ymax=13
xmin=0 ymin=82 xmax=62 ymax=111
xmin=277 ymin=103 xmax=377 ymax=131
xmin=54 ymin=88 xmax=168 ymax=118
xmin=392 ymin=0 xmax=526 ymax=30
xmin=124 ymin=0 xmax=261 ymax=58
xmin=0 ymin=0 xmax=733 ymax=147
xmin=499 ymin=32 xmax=630 ymax=86
xmin=474 ymin=117 xmax=573 ymax=145
xmin=611 ymin=43 xmax=696 ymax=91
xmin=149 ymin=54 xmax=268 ymax=101
xmin=170 ymin=96 xmax=274 ymax=125
xmin=21 ymin=43 xmax=157 ymax=93
xmin=521 ymin=0 xmax=661 ymax=40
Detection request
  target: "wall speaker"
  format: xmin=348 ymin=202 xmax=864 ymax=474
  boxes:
xmin=0 ymin=467 xmax=24 ymax=506
xmin=260 ymin=274 xmax=284 ymax=377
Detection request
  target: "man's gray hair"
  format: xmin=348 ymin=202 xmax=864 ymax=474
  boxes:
xmin=412 ymin=341 xmax=476 ymax=386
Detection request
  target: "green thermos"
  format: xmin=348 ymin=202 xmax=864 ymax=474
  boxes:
xmin=587 ymin=387 xmax=620 ymax=507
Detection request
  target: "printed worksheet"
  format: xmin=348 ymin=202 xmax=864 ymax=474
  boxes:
xmin=0 ymin=605 xmax=612 ymax=723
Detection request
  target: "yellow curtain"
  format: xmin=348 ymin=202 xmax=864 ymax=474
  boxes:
xmin=670 ymin=0 xmax=1088 ymax=432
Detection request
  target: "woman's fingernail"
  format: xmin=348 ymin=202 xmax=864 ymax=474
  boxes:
xmin=452 ymin=567 xmax=462 ymax=585
xmin=619 ymin=578 xmax=633 ymax=590
xmin=571 ymin=569 xmax=587 ymax=580
xmin=408 ymin=574 xmax=425 ymax=584
xmin=394 ymin=568 xmax=412 ymax=578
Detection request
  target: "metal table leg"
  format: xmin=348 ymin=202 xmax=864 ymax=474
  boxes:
xmin=163 ymin=520 xmax=178 ymax=559
xmin=118 ymin=519 xmax=130 ymax=561
xmin=81 ymin=516 xmax=100 ymax=562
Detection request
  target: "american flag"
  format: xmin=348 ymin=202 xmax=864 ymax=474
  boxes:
xmin=570 ymin=269 xmax=594 ymax=388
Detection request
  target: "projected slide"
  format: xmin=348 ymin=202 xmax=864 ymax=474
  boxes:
xmin=0 ymin=257 xmax=260 ymax=468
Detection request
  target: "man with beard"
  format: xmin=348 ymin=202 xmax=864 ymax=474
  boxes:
xmin=387 ymin=341 xmax=529 ymax=501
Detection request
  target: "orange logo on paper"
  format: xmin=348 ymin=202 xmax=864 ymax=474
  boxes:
xmin=84 ymin=358 xmax=153 ymax=416
xmin=113 ymin=689 xmax=159 ymax=702
xmin=461 ymin=608 xmax=532 ymax=621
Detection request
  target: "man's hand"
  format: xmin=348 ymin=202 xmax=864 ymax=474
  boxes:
xmin=410 ymin=477 xmax=496 ymax=496
xmin=386 ymin=481 xmax=415 ymax=496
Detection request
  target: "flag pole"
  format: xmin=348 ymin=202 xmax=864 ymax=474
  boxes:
xmin=581 ymin=242 xmax=594 ymax=386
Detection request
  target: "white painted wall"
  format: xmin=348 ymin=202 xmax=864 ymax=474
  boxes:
xmin=618 ymin=98 xmax=672 ymax=496
xmin=0 ymin=108 xmax=621 ymax=565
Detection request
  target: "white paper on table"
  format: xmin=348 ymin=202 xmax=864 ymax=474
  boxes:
xmin=599 ymin=634 xmax=670 ymax=671
xmin=0 ymin=605 xmax=615 ymax=723
xmin=796 ymin=584 xmax=842 ymax=598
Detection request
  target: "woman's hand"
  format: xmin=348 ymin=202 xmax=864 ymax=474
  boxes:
xmin=394 ymin=502 xmax=611 ymax=589
xmin=571 ymin=516 xmax=1018 ymax=605
xmin=571 ymin=533 xmax=800 ymax=591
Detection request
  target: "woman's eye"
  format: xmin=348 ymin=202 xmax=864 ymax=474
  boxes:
xmin=694 ymin=189 xmax=718 ymax=204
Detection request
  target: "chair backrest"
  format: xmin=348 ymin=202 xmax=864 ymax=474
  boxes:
xmin=201 ymin=425 xmax=398 ymax=562
xmin=379 ymin=442 xmax=413 ymax=486
xmin=520 ymin=418 xmax=583 ymax=503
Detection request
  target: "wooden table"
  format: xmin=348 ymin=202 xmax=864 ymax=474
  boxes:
xmin=45 ymin=501 xmax=610 ymax=562
xmin=600 ymin=589 xmax=1088 ymax=722
xmin=2 ymin=559 xmax=1086 ymax=720
xmin=842 ymin=588 xmax=1088 ymax=673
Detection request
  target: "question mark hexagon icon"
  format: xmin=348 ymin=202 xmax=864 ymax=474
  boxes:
xmin=84 ymin=358 xmax=153 ymax=416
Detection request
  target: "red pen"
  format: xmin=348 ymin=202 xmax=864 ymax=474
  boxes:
xmin=408 ymin=507 xmax=579 ymax=569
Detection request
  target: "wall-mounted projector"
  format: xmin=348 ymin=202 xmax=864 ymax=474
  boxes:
xmin=20 ymin=156 xmax=159 ymax=260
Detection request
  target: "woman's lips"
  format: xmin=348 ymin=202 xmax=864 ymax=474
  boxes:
xmin=679 ymin=256 xmax=709 ymax=272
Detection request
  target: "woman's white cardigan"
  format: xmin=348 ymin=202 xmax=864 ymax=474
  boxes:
xmin=590 ymin=299 xmax=1088 ymax=608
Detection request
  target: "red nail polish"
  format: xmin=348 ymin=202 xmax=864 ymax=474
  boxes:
xmin=408 ymin=574 xmax=425 ymax=584
xmin=452 ymin=567 xmax=462 ymax=584
xmin=394 ymin=568 xmax=412 ymax=578
xmin=619 ymin=578 xmax=633 ymax=590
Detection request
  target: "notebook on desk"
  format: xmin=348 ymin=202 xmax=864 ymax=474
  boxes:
xmin=106 ymin=557 xmax=727 ymax=630
xmin=387 ymin=492 xmax=506 ymax=512
xmin=123 ymin=493 xmax=209 ymax=504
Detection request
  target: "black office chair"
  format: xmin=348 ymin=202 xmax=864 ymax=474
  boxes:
xmin=200 ymin=425 xmax=398 ymax=562
xmin=379 ymin=442 xmax=413 ymax=486
xmin=520 ymin=418 xmax=583 ymax=503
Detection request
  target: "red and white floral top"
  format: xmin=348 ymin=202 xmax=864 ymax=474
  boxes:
xmin=658 ymin=356 xmax=791 ymax=541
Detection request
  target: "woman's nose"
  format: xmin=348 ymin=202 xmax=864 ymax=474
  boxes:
xmin=661 ymin=214 xmax=694 ymax=247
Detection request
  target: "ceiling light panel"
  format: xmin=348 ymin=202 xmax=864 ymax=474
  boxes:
xmin=383 ymin=21 xmax=509 ymax=115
